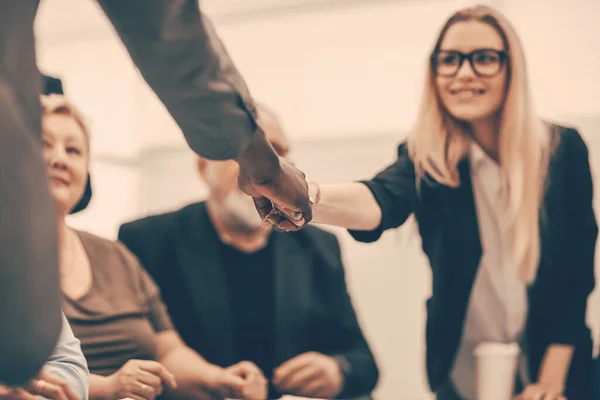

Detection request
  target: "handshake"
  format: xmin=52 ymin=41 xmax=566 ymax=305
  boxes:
xmin=238 ymin=156 xmax=320 ymax=233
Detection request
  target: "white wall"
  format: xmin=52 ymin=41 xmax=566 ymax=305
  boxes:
xmin=35 ymin=0 xmax=600 ymax=399
xmin=502 ymin=0 xmax=600 ymax=120
xmin=138 ymin=0 xmax=489 ymax=149
xmin=36 ymin=0 xmax=142 ymax=238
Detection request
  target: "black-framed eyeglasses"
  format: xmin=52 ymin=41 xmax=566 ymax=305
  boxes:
xmin=431 ymin=49 xmax=508 ymax=78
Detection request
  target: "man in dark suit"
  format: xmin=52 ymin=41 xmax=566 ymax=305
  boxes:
xmin=118 ymin=105 xmax=379 ymax=399
xmin=1 ymin=1 xmax=310 ymax=384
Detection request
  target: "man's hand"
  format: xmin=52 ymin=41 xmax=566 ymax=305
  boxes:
xmin=273 ymin=352 xmax=344 ymax=398
xmin=225 ymin=362 xmax=267 ymax=400
xmin=238 ymin=157 xmax=311 ymax=231
xmin=263 ymin=180 xmax=320 ymax=231
xmin=236 ymin=129 xmax=311 ymax=231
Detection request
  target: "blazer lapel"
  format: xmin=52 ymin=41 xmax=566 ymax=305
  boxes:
xmin=272 ymin=232 xmax=312 ymax=364
xmin=175 ymin=204 xmax=235 ymax=365
xmin=449 ymin=160 xmax=483 ymax=304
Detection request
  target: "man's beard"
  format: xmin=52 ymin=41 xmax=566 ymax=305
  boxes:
xmin=219 ymin=189 xmax=266 ymax=234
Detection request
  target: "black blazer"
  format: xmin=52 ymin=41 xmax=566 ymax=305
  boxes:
xmin=349 ymin=125 xmax=597 ymax=399
xmin=118 ymin=203 xmax=379 ymax=399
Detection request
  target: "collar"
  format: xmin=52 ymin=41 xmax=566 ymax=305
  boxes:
xmin=468 ymin=141 xmax=496 ymax=172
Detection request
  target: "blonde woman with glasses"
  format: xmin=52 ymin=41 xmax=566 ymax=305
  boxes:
xmin=266 ymin=5 xmax=597 ymax=400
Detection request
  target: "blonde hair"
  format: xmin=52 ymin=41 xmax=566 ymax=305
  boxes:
xmin=408 ymin=5 xmax=551 ymax=283
xmin=40 ymin=94 xmax=91 ymax=149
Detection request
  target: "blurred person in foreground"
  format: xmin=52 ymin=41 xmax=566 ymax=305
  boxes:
xmin=118 ymin=104 xmax=379 ymax=400
xmin=40 ymin=94 xmax=266 ymax=400
xmin=1 ymin=1 xmax=309 ymax=384
xmin=0 ymin=313 xmax=89 ymax=400
xmin=267 ymin=5 xmax=597 ymax=400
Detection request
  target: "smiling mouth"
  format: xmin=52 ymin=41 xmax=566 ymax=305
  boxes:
xmin=50 ymin=176 xmax=69 ymax=185
xmin=450 ymin=89 xmax=486 ymax=98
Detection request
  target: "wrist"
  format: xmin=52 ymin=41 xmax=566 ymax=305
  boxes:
xmin=537 ymin=377 xmax=565 ymax=393
xmin=308 ymin=181 xmax=321 ymax=206
xmin=332 ymin=355 xmax=350 ymax=396
xmin=236 ymin=128 xmax=281 ymax=184
xmin=204 ymin=365 xmax=228 ymax=392
xmin=103 ymin=375 xmax=118 ymax=400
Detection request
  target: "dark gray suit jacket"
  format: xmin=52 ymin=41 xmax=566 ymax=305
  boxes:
xmin=0 ymin=0 xmax=258 ymax=385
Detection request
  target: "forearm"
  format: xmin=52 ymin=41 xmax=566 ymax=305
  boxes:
xmin=159 ymin=346 xmax=221 ymax=399
xmin=537 ymin=344 xmax=574 ymax=392
xmin=311 ymin=182 xmax=382 ymax=230
xmin=89 ymin=374 xmax=113 ymax=400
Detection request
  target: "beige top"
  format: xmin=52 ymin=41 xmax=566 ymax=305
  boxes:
xmin=62 ymin=231 xmax=173 ymax=376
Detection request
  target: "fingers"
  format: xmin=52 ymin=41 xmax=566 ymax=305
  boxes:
xmin=252 ymin=197 xmax=273 ymax=220
xmin=274 ymin=206 xmax=305 ymax=225
xmin=264 ymin=209 xmax=305 ymax=232
xmin=227 ymin=361 xmax=262 ymax=380
xmin=298 ymin=183 xmax=313 ymax=224
xmin=125 ymin=394 xmax=147 ymax=400
xmin=518 ymin=385 xmax=565 ymax=400
xmin=137 ymin=361 xmax=177 ymax=390
xmin=0 ymin=385 xmax=11 ymax=398
xmin=541 ymin=393 xmax=564 ymax=400
xmin=222 ymin=362 xmax=267 ymax=400
xmin=302 ymin=378 xmax=327 ymax=398
xmin=240 ymin=373 xmax=267 ymax=400
xmin=38 ymin=372 xmax=80 ymax=400
xmin=7 ymin=388 xmax=38 ymax=400
xmin=132 ymin=382 xmax=157 ymax=400
xmin=217 ymin=371 xmax=246 ymax=394
xmin=276 ymin=366 xmax=319 ymax=394
xmin=273 ymin=354 xmax=313 ymax=387
xmin=10 ymin=388 xmax=38 ymax=400
xmin=31 ymin=379 xmax=68 ymax=400
xmin=250 ymin=157 xmax=312 ymax=223
xmin=282 ymin=159 xmax=312 ymax=222
xmin=137 ymin=371 xmax=163 ymax=397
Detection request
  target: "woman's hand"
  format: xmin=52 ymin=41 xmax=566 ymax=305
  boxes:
xmin=0 ymin=371 xmax=80 ymax=400
xmin=514 ymin=383 xmax=566 ymax=400
xmin=106 ymin=360 xmax=177 ymax=400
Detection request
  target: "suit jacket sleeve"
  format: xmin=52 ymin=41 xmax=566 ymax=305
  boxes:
xmin=348 ymin=142 xmax=418 ymax=243
xmin=322 ymin=235 xmax=379 ymax=398
xmin=550 ymin=128 xmax=597 ymax=345
xmin=43 ymin=313 xmax=90 ymax=400
xmin=0 ymin=15 xmax=62 ymax=381
xmin=98 ymin=0 xmax=258 ymax=160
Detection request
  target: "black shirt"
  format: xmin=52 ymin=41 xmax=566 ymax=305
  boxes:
xmin=220 ymin=240 xmax=280 ymax=398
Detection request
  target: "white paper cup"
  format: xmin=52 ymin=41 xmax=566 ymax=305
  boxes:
xmin=474 ymin=342 xmax=520 ymax=400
